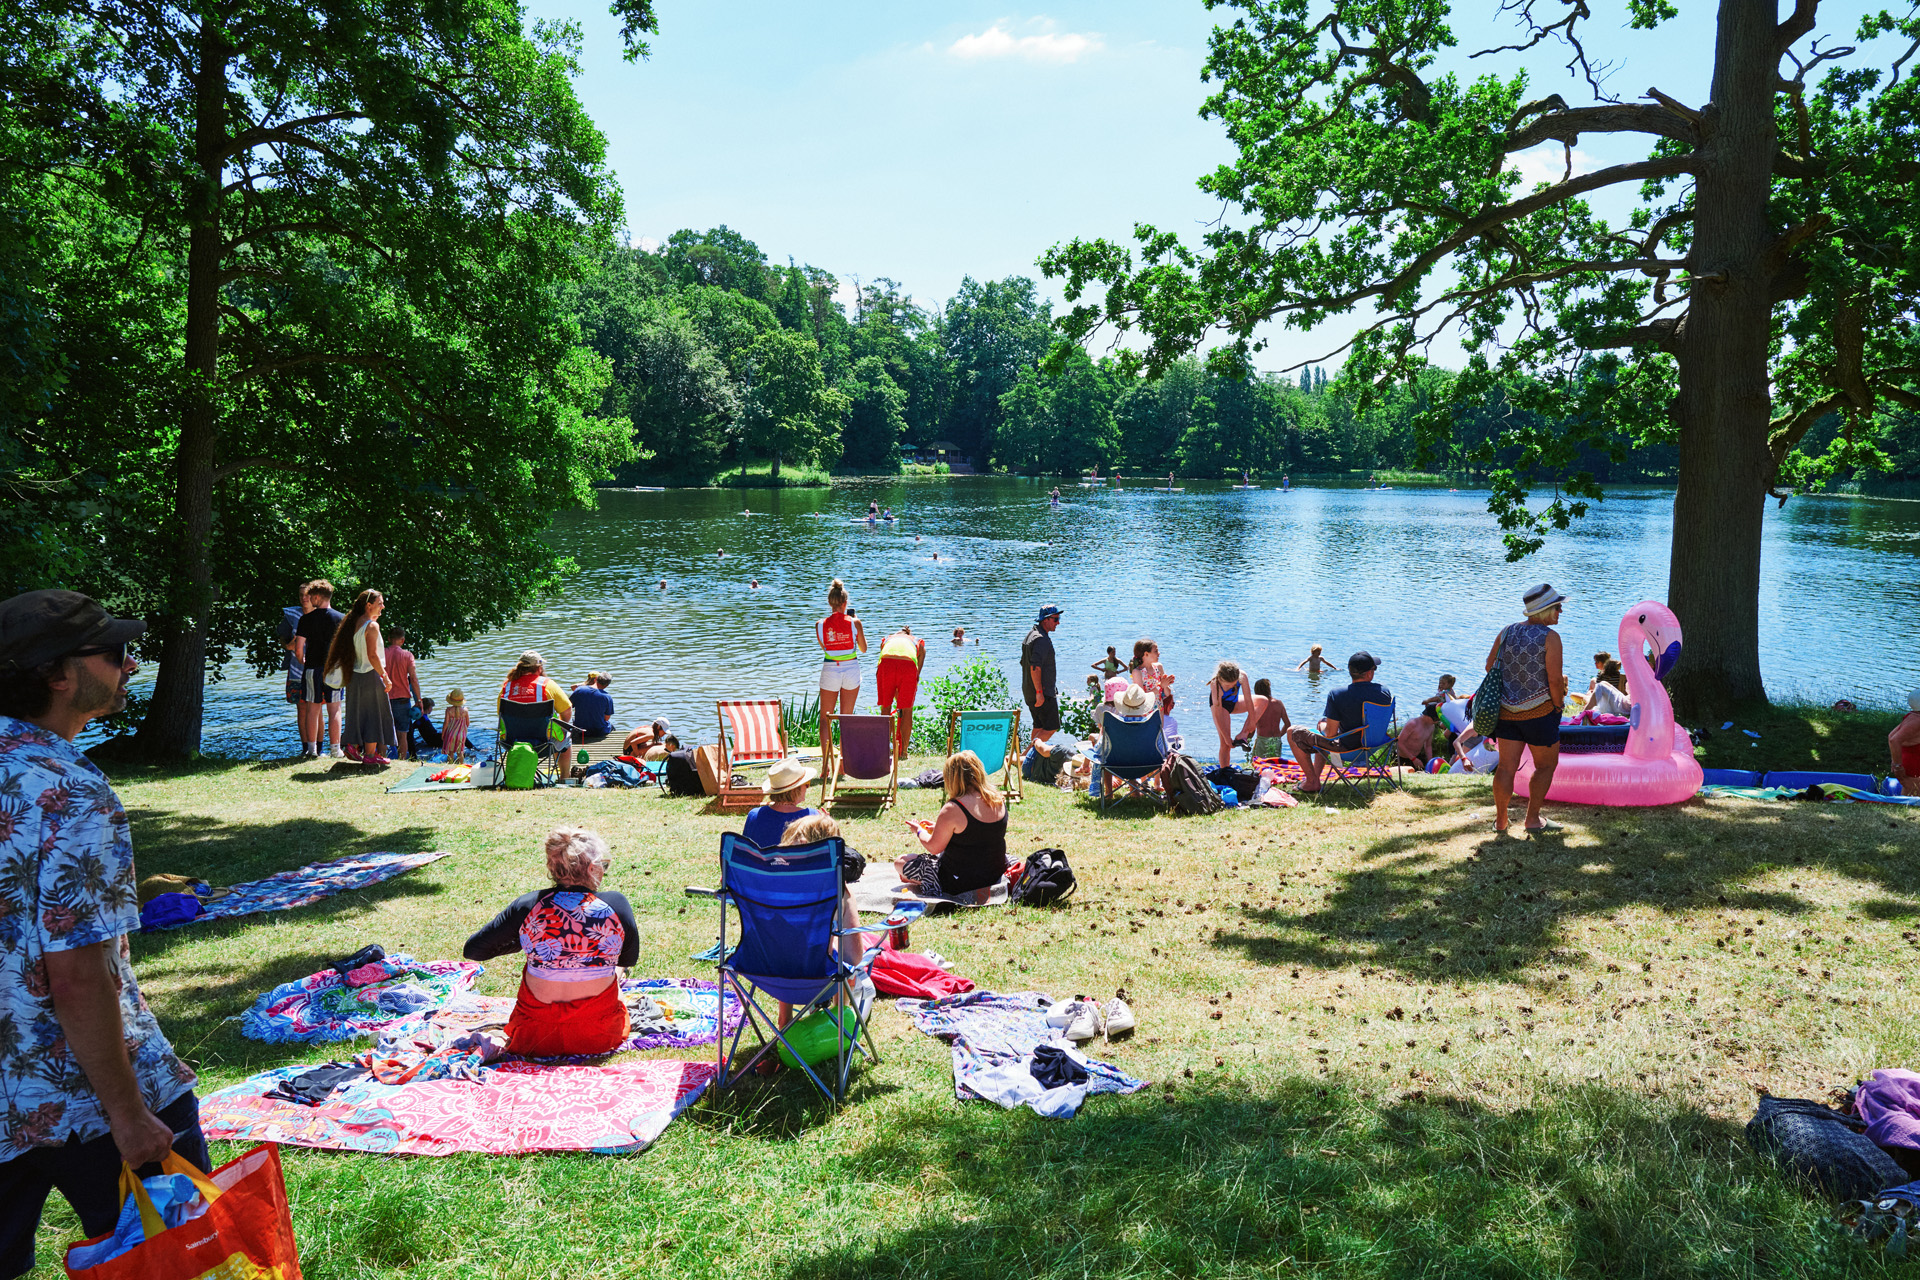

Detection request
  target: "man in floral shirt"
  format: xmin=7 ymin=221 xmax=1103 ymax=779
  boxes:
xmin=0 ymin=591 xmax=201 ymax=1277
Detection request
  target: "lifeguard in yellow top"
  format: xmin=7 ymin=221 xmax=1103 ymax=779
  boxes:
xmin=815 ymin=579 xmax=867 ymax=747
xmin=876 ymin=625 xmax=927 ymax=754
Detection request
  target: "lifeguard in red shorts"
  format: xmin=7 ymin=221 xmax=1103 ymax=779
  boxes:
xmin=875 ymin=625 xmax=926 ymax=754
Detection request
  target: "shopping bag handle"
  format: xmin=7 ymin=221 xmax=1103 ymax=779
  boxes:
xmin=118 ymin=1151 xmax=223 ymax=1240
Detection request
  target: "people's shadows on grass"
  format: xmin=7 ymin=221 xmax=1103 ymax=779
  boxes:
xmin=780 ymin=1078 xmax=1825 ymax=1280
xmin=1213 ymin=793 xmax=1920 ymax=983
xmin=687 ymin=1069 xmax=906 ymax=1141
xmin=126 ymin=809 xmax=439 ymax=885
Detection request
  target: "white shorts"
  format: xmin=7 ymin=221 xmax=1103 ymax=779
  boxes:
xmin=819 ymin=658 xmax=861 ymax=692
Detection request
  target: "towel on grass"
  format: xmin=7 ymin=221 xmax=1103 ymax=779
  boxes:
xmin=388 ymin=977 xmax=743 ymax=1055
xmin=848 ymin=860 xmax=1009 ymax=916
xmin=144 ymin=850 xmax=453 ymax=931
xmin=198 ymin=1058 xmax=715 ymax=1155
xmin=896 ymin=989 xmax=1148 ymax=1118
xmin=242 ymin=955 xmax=485 ymax=1043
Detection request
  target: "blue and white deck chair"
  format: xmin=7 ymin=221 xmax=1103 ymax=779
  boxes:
xmin=947 ymin=709 xmax=1024 ymax=801
xmin=687 ymin=834 xmax=903 ymax=1105
xmin=1323 ymin=700 xmax=1402 ymax=798
xmin=1093 ymin=710 xmax=1167 ymax=813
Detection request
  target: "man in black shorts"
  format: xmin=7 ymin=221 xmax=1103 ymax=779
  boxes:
xmin=1022 ymin=605 xmax=1063 ymax=746
xmin=1287 ymin=651 xmax=1392 ymax=793
xmin=293 ymin=580 xmax=344 ymax=758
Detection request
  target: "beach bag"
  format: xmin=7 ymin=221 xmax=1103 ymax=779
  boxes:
xmin=1207 ymin=764 xmax=1261 ymax=801
xmin=775 ymin=1005 xmax=860 ymax=1069
xmin=1747 ymin=1095 xmax=1907 ymax=1200
xmin=323 ymin=663 xmax=345 ymax=690
xmin=1162 ymin=751 xmax=1223 ymax=815
xmin=65 ymin=1146 xmax=302 ymax=1279
xmin=500 ymin=742 xmax=539 ymax=790
xmin=1011 ymin=848 xmax=1076 ymax=907
xmin=693 ymin=744 xmax=723 ymax=796
xmin=1469 ymin=629 xmax=1506 ymax=737
xmin=665 ymin=750 xmax=704 ymax=796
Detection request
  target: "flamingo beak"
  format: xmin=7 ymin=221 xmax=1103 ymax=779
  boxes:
xmin=1646 ymin=625 xmax=1681 ymax=680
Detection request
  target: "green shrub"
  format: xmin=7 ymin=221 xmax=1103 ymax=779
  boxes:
xmin=908 ymin=655 xmax=1014 ymax=755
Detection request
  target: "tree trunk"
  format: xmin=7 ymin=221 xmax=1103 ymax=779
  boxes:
xmin=1666 ymin=0 xmax=1777 ymax=721
xmin=771 ymin=452 xmax=781 ymax=480
xmin=134 ymin=27 xmax=225 ymax=758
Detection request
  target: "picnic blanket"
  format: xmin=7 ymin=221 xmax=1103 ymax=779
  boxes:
xmin=848 ymin=860 xmax=1010 ymax=916
xmin=387 ymin=763 xmax=501 ymax=793
xmin=242 ymin=955 xmax=485 ymax=1044
xmin=198 ymin=1058 xmax=715 ymax=1155
xmin=144 ymin=850 xmax=453 ymax=930
xmin=896 ymin=989 xmax=1149 ymax=1117
xmin=394 ymin=978 xmax=743 ymax=1055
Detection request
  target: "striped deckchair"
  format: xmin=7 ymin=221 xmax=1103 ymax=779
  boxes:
xmin=716 ymin=699 xmax=789 ymax=810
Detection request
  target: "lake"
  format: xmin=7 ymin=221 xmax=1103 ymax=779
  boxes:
xmin=167 ymin=477 xmax=1920 ymax=762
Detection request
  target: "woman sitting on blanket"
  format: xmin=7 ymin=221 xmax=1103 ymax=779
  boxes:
xmin=463 ymin=826 xmax=639 ymax=1057
xmin=895 ymin=751 xmax=1010 ymax=905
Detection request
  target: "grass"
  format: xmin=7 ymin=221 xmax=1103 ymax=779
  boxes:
xmin=717 ymin=460 xmax=832 ymax=489
xmin=31 ymin=752 xmax=1920 ymax=1278
xmin=1693 ymin=700 xmax=1907 ymax=778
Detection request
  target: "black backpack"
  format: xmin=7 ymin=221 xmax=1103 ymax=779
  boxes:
xmin=1163 ymin=751 xmax=1224 ymax=815
xmin=664 ymin=750 xmax=703 ymax=797
xmin=1012 ymin=848 xmax=1076 ymax=907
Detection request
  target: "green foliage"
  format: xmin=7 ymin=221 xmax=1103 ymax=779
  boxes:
xmin=742 ymin=329 xmax=849 ymax=476
xmin=838 ymin=356 xmax=908 ymax=470
xmin=909 ymin=655 xmax=1015 ymax=754
xmin=781 ymin=691 xmax=821 ymax=748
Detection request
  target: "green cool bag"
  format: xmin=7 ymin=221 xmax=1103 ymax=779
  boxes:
xmin=501 ymin=741 xmax=540 ymax=789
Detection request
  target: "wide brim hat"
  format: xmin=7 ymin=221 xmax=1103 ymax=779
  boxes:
xmin=763 ymin=757 xmax=820 ymax=794
xmin=1522 ymin=583 xmax=1568 ymax=616
xmin=1114 ymin=683 xmax=1155 ymax=714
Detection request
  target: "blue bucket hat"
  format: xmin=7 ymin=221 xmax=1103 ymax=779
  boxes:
xmin=1036 ymin=605 xmax=1063 ymax=622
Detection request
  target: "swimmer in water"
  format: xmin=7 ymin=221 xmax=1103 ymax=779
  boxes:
xmin=750 ymin=579 xmax=759 ymax=589
xmin=952 ymin=627 xmax=965 ymax=645
xmin=659 ymin=580 xmax=667 ymax=590
xmin=1049 ymin=486 xmax=1061 ymax=504
xmin=716 ymin=548 xmax=725 ymax=558
xmin=741 ymin=506 xmax=751 ymax=515
xmin=932 ymin=552 xmax=940 ymax=561
xmin=915 ymin=534 xmax=921 ymax=543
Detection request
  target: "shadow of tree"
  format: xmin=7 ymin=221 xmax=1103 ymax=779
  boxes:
xmin=1210 ymin=789 xmax=1920 ymax=984
xmin=778 ymin=1079 xmax=1838 ymax=1280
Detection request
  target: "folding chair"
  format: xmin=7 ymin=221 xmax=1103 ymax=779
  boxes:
xmin=946 ymin=709 xmax=1024 ymax=801
xmin=822 ymin=713 xmax=899 ymax=808
xmin=716 ymin=699 xmax=790 ymax=810
xmin=1322 ymin=701 xmax=1403 ymax=798
xmin=1092 ymin=711 xmax=1167 ymax=813
xmin=688 ymin=834 xmax=903 ymax=1105
xmin=494 ymin=699 xmax=568 ymax=786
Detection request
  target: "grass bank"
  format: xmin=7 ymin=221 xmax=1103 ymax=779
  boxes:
xmin=1694 ymin=700 xmax=1906 ymax=779
xmin=37 ymin=755 xmax=1920 ymax=1277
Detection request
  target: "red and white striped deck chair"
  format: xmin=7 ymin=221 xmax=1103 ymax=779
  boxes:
xmin=716 ymin=699 xmax=789 ymax=810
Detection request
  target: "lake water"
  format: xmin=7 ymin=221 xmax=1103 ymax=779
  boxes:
xmin=169 ymin=478 xmax=1920 ymax=762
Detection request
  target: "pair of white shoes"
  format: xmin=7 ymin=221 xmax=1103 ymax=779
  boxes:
xmin=1047 ymin=995 xmax=1136 ymax=1043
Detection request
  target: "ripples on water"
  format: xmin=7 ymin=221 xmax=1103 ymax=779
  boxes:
xmin=163 ymin=479 xmax=1920 ymax=762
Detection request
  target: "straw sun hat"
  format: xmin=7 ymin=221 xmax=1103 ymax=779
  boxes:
xmin=1115 ymin=683 xmax=1155 ymax=715
xmin=762 ymin=756 xmax=819 ymax=795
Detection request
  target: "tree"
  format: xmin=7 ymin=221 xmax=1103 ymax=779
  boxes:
xmin=741 ymin=329 xmax=847 ymax=477
xmin=661 ymin=226 xmax=773 ymax=302
xmin=838 ymin=356 xmax=908 ymax=470
xmin=605 ymin=307 xmax=740 ymax=478
xmin=2 ymin=0 xmax=656 ymax=755
xmin=939 ymin=276 xmax=1054 ymax=463
xmin=1044 ymin=1 xmax=1920 ymax=716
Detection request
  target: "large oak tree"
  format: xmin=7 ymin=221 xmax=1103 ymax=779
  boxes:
xmin=1045 ymin=0 xmax=1920 ymax=716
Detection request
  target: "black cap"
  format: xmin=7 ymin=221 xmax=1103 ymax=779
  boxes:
xmin=1348 ymin=650 xmax=1380 ymax=675
xmin=0 ymin=591 xmax=145 ymax=671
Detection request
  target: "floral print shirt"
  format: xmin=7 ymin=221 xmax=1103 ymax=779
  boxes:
xmin=0 ymin=717 xmax=195 ymax=1153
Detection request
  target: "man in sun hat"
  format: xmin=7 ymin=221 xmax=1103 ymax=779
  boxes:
xmin=1286 ymin=650 xmax=1393 ymax=793
xmin=1892 ymin=688 xmax=1920 ymax=794
xmin=741 ymin=756 xmax=822 ymax=849
xmin=1023 ymin=605 xmax=1063 ymax=746
xmin=0 ymin=591 xmax=203 ymax=1278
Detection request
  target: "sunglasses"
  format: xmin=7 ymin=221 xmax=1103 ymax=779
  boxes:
xmin=70 ymin=642 xmax=129 ymax=666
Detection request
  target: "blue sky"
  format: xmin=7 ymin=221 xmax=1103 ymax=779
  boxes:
xmin=525 ymin=1 xmax=1886 ymax=371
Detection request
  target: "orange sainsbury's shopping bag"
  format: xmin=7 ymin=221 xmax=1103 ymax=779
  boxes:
xmin=65 ymin=1145 xmax=302 ymax=1280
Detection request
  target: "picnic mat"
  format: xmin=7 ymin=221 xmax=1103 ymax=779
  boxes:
xmin=241 ymin=955 xmax=486 ymax=1044
xmin=387 ymin=763 xmax=500 ymax=792
xmin=146 ymin=850 xmax=453 ymax=930
xmin=849 ymin=860 xmax=1010 ymax=916
xmin=199 ymin=1058 xmax=716 ymax=1155
xmin=896 ymin=989 xmax=1148 ymax=1115
xmin=401 ymin=978 xmax=743 ymax=1054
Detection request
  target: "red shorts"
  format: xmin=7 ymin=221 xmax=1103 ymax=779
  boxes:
xmin=504 ymin=976 xmax=628 ymax=1058
xmin=876 ymin=656 xmax=920 ymax=712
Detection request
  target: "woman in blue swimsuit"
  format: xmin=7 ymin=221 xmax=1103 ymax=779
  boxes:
xmin=1207 ymin=660 xmax=1254 ymax=768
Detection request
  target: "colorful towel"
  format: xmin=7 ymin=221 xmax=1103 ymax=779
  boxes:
xmin=896 ymin=989 xmax=1149 ymax=1108
xmin=241 ymin=955 xmax=485 ymax=1044
xmin=147 ymin=850 xmax=453 ymax=930
xmin=388 ymin=978 xmax=743 ymax=1055
xmin=198 ymin=1058 xmax=715 ymax=1155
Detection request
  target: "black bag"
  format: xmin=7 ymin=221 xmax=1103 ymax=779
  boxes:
xmin=1747 ymin=1096 xmax=1907 ymax=1200
xmin=664 ymin=750 xmax=703 ymax=797
xmin=1163 ymin=751 xmax=1223 ymax=815
xmin=1012 ymin=848 xmax=1076 ymax=907
xmin=1206 ymin=764 xmax=1261 ymax=803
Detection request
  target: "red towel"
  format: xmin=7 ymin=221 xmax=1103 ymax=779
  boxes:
xmin=870 ymin=949 xmax=974 ymax=1000
xmin=503 ymin=976 xmax=629 ymax=1057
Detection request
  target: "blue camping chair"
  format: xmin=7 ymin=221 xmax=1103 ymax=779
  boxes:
xmin=947 ymin=709 xmax=1024 ymax=801
xmin=494 ymin=698 xmax=569 ymax=786
xmin=1321 ymin=701 xmax=1401 ymax=798
xmin=1092 ymin=710 xmax=1168 ymax=813
xmin=687 ymin=834 xmax=903 ymax=1105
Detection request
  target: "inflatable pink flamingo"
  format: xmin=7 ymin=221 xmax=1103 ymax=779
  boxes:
xmin=1515 ymin=599 xmax=1703 ymax=806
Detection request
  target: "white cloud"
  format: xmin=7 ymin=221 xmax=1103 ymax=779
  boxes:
xmin=1507 ymin=144 xmax=1598 ymax=189
xmin=634 ymin=234 xmax=661 ymax=253
xmin=948 ymin=21 xmax=1101 ymax=63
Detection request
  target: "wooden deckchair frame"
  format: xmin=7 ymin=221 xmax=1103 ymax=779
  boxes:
xmin=821 ymin=712 xmax=899 ymax=809
xmin=715 ymin=699 xmax=789 ymax=810
xmin=946 ymin=708 xmax=1025 ymax=801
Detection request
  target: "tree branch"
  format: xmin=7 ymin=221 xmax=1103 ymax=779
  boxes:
xmin=1505 ymin=102 xmax=1696 ymax=150
xmin=1776 ymin=0 xmax=1819 ymax=54
xmin=223 ymin=112 xmax=365 ymax=161
xmin=1767 ymin=391 xmax=1845 ymax=476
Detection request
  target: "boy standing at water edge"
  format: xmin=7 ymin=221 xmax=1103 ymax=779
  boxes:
xmin=0 ymin=591 xmax=203 ymax=1279
xmin=294 ymin=579 xmax=345 ymax=757
xmin=1024 ymin=605 xmax=1063 ymax=746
